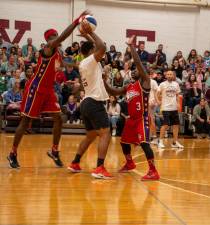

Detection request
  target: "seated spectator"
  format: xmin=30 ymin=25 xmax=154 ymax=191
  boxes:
xmin=173 ymin=50 xmax=186 ymax=63
xmin=0 ymin=48 xmax=8 ymax=66
xmin=187 ymin=49 xmax=197 ymax=63
xmin=112 ymin=71 xmax=124 ymax=88
xmin=31 ymin=51 xmax=40 ymax=69
xmin=1 ymin=55 xmax=17 ymax=76
xmin=4 ymin=80 xmax=22 ymax=115
xmin=152 ymin=49 xmax=165 ymax=70
xmin=62 ymin=58 xmax=80 ymax=104
xmin=22 ymin=38 xmax=37 ymax=58
xmin=78 ymin=90 xmax=85 ymax=103
xmin=10 ymin=46 xmax=17 ymax=61
xmin=157 ymin=44 xmax=166 ymax=63
xmin=195 ymin=55 xmax=205 ymax=72
xmin=203 ymin=50 xmax=210 ymax=69
xmin=7 ymin=68 xmax=22 ymax=90
xmin=64 ymin=42 xmax=80 ymax=58
xmin=195 ymin=67 xmax=204 ymax=90
xmin=120 ymin=61 xmax=132 ymax=85
xmin=148 ymin=66 xmax=158 ymax=79
xmin=154 ymin=71 xmax=164 ymax=85
xmin=137 ymin=42 xmax=149 ymax=66
xmin=192 ymin=98 xmax=210 ymax=138
xmin=74 ymin=50 xmax=84 ymax=66
xmin=55 ymin=65 xmax=66 ymax=106
xmin=188 ymin=58 xmax=196 ymax=72
xmin=0 ymin=70 xmax=7 ymax=98
xmin=172 ymin=59 xmax=183 ymax=80
xmin=23 ymin=45 xmax=34 ymax=66
xmin=17 ymin=48 xmax=24 ymax=64
xmin=185 ymin=74 xmax=202 ymax=113
xmin=124 ymin=46 xmax=132 ymax=61
xmin=204 ymin=67 xmax=210 ymax=89
xmin=181 ymin=64 xmax=191 ymax=83
xmin=64 ymin=95 xmax=80 ymax=124
xmin=107 ymin=95 xmax=121 ymax=136
xmin=2 ymin=47 xmax=9 ymax=60
xmin=107 ymin=45 xmax=117 ymax=63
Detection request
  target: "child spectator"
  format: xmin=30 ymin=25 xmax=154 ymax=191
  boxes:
xmin=64 ymin=95 xmax=80 ymax=124
xmin=107 ymin=95 xmax=121 ymax=136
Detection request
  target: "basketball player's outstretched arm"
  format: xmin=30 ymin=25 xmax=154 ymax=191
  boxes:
xmin=47 ymin=10 xmax=90 ymax=50
xmin=80 ymin=21 xmax=106 ymax=62
xmin=102 ymin=66 xmax=127 ymax=96
xmin=127 ymin=35 xmax=150 ymax=89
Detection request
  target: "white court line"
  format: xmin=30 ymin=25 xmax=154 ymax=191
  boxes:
xmin=133 ymin=169 xmax=210 ymax=200
xmin=5 ymin=135 xmax=14 ymax=138
xmin=135 ymin=158 xmax=210 ymax=164
xmin=159 ymin=176 xmax=210 ymax=186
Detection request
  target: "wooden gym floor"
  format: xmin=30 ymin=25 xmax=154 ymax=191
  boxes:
xmin=0 ymin=133 xmax=210 ymax=225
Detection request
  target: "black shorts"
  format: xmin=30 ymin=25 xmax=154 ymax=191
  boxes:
xmin=80 ymin=97 xmax=109 ymax=131
xmin=162 ymin=110 xmax=180 ymax=126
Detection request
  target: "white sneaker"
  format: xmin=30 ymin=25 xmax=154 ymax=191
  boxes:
xmin=151 ymin=138 xmax=158 ymax=145
xmin=112 ymin=129 xmax=116 ymax=136
xmin=158 ymin=141 xmax=165 ymax=149
xmin=171 ymin=141 xmax=184 ymax=149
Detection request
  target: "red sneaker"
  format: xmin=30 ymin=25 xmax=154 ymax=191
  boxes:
xmin=141 ymin=169 xmax=160 ymax=181
xmin=118 ymin=160 xmax=136 ymax=173
xmin=91 ymin=165 xmax=113 ymax=179
xmin=67 ymin=163 xmax=82 ymax=173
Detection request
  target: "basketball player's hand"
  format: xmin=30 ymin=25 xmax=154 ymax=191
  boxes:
xmin=79 ymin=10 xmax=92 ymax=18
xmin=74 ymin=10 xmax=92 ymax=26
xmin=80 ymin=20 xmax=93 ymax=34
xmin=126 ymin=35 xmax=136 ymax=46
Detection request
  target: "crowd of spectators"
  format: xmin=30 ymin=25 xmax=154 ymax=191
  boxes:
xmin=0 ymin=32 xmax=210 ymax=137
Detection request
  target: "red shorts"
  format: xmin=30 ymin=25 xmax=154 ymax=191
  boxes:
xmin=121 ymin=117 xmax=150 ymax=145
xmin=21 ymin=85 xmax=60 ymax=118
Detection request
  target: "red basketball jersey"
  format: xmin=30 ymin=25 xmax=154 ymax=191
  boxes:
xmin=121 ymin=80 xmax=150 ymax=144
xmin=29 ymin=49 xmax=62 ymax=92
xmin=125 ymin=80 xmax=150 ymax=119
xmin=21 ymin=49 xmax=62 ymax=118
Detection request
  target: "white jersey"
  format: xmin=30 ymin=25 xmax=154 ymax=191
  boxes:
xmin=149 ymin=79 xmax=158 ymax=106
xmin=158 ymin=80 xmax=180 ymax=111
xmin=79 ymin=54 xmax=109 ymax=101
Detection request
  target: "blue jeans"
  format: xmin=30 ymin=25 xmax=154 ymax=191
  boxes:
xmin=109 ymin=115 xmax=120 ymax=128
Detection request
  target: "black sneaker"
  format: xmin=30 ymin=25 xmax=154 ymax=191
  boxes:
xmin=7 ymin=153 xmax=20 ymax=168
xmin=47 ymin=150 xmax=63 ymax=167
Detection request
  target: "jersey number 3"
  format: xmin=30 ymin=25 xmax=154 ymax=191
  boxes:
xmin=136 ymin=102 xmax=141 ymax=111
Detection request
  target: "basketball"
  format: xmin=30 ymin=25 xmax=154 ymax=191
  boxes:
xmin=78 ymin=15 xmax=97 ymax=33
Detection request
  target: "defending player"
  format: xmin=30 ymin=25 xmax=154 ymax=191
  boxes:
xmin=103 ymin=35 xmax=160 ymax=181
xmin=7 ymin=10 xmax=90 ymax=168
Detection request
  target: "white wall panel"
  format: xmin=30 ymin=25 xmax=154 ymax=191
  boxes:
xmin=0 ymin=0 xmax=210 ymax=62
xmin=1 ymin=0 xmax=72 ymax=49
xmin=86 ymin=0 xmax=210 ymax=62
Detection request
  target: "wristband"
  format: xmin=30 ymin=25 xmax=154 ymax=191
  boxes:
xmin=73 ymin=15 xmax=85 ymax=26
